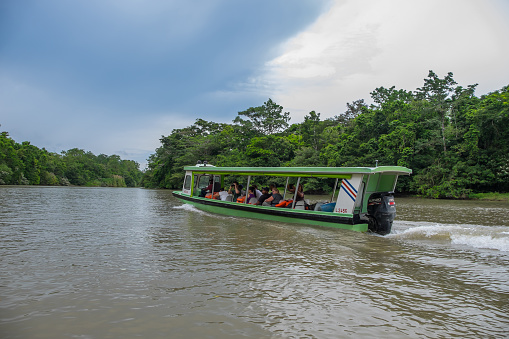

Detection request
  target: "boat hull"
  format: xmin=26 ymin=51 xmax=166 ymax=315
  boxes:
xmin=172 ymin=191 xmax=369 ymax=232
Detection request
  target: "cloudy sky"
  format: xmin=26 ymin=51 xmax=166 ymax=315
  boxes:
xmin=1 ymin=0 xmax=508 ymax=168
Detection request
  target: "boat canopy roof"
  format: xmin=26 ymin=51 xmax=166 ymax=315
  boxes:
xmin=184 ymin=165 xmax=412 ymax=178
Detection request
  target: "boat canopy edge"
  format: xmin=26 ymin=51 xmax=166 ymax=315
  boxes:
xmin=183 ymin=165 xmax=412 ymax=177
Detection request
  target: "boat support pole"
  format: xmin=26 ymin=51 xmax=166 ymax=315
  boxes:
xmin=330 ymin=178 xmax=338 ymax=203
xmin=283 ymin=177 xmax=289 ymax=200
xmin=291 ymin=177 xmax=301 ymax=209
xmin=245 ymin=175 xmax=251 ymax=204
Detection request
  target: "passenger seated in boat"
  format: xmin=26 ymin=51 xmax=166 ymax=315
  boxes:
xmin=200 ymin=178 xmax=221 ymax=197
xmin=263 ymin=187 xmax=284 ymax=206
xmin=288 ymin=183 xmax=304 ymax=201
xmin=200 ymin=177 xmax=214 ymax=197
xmin=252 ymin=184 xmax=262 ymax=199
xmin=247 ymin=186 xmax=257 ymax=203
xmin=254 ymin=187 xmax=271 ymax=206
xmin=296 ymin=184 xmax=304 ymax=201
xmin=229 ymin=182 xmax=243 ymax=202
xmin=214 ymin=188 xmax=230 ymax=201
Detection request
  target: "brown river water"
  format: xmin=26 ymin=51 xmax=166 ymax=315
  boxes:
xmin=1 ymin=186 xmax=508 ymax=338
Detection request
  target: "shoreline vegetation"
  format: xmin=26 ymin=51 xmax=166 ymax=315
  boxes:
xmin=2 ymin=71 xmax=508 ymax=199
xmin=0 ymin=133 xmax=143 ymax=187
xmin=395 ymin=193 xmax=509 ymax=202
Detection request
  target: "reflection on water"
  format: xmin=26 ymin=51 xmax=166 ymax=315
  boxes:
xmin=1 ymin=187 xmax=509 ymax=338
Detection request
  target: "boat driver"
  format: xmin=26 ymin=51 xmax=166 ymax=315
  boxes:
xmin=200 ymin=177 xmax=214 ymax=197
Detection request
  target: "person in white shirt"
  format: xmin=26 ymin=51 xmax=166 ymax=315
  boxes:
xmin=218 ymin=188 xmax=230 ymax=201
xmin=252 ymin=184 xmax=262 ymax=199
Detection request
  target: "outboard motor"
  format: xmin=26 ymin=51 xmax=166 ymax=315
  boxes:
xmin=367 ymin=192 xmax=396 ymax=235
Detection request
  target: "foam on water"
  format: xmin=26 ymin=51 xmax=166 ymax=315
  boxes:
xmin=450 ymin=234 xmax=509 ymax=251
xmin=172 ymin=203 xmax=217 ymax=217
xmin=390 ymin=222 xmax=509 ymax=252
xmin=172 ymin=202 xmax=240 ymax=221
xmin=172 ymin=203 xmax=199 ymax=212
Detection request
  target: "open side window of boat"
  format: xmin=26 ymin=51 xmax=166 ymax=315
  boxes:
xmin=354 ymin=180 xmax=366 ymax=211
xmin=192 ymin=174 xmax=209 ymax=196
xmin=182 ymin=171 xmax=193 ymax=196
xmin=192 ymin=175 xmax=199 ymax=196
xmin=190 ymin=173 xmax=223 ymax=196
xmin=214 ymin=175 xmax=221 ymax=190
xmin=211 ymin=175 xmax=222 ymax=195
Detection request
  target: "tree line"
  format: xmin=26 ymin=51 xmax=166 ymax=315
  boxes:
xmin=0 ymin=133 xmax=143 ymax=187
xmin=142 ymin=71 xmax=509 ymax=198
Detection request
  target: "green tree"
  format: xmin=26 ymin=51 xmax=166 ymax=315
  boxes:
xmin=415 ymin=70 xmax=458 ymax=153
xmin=234 ymin=98 xmax=291 ymax=135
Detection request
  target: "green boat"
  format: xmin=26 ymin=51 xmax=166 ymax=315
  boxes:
xmin=172 ymin=163 xmax=412 ymax=235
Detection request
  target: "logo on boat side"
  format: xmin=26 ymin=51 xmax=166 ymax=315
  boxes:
xmin=341 ymin=179 xmax=357 ymax=202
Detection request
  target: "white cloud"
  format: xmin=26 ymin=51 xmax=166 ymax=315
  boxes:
xmin=264 ymin=0 xmax=509 ymax=121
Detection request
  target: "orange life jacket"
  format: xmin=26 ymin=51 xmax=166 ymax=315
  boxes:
xmin=275 ymin=199 xmax=292 ymax=207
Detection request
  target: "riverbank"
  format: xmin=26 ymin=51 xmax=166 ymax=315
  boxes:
xmin=389 ymin=192 xmax=509 ymax=202
xmin=308 ymin=191 xmax=509 ymax=203
xmin=468 ymin=192 xmax=509 ymax=202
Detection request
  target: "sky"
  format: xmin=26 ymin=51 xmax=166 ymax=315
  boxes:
xmin=1 ymin=0 xmax=508 ymax=169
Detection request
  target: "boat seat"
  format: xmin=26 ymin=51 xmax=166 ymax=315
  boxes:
xmin=225 ymin=195 xmax=233 ymax=202
xmin=248 ymin=197 xmax=258 ymax=204
xmin=294 ymin=201 xmax=306 ymax=210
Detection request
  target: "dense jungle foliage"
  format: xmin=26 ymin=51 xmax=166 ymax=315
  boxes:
xmin=142 ymin=71 xmax=509 ymax=198
xmin=0 ymin=134 xmax=143 ymax=187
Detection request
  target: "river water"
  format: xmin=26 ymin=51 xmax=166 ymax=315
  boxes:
xmin=1 ymin=186 xmax=508 ymax=338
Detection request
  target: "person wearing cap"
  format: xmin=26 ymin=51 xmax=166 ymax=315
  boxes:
xmin=254 ymin=187 xmax=272 ymax=205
